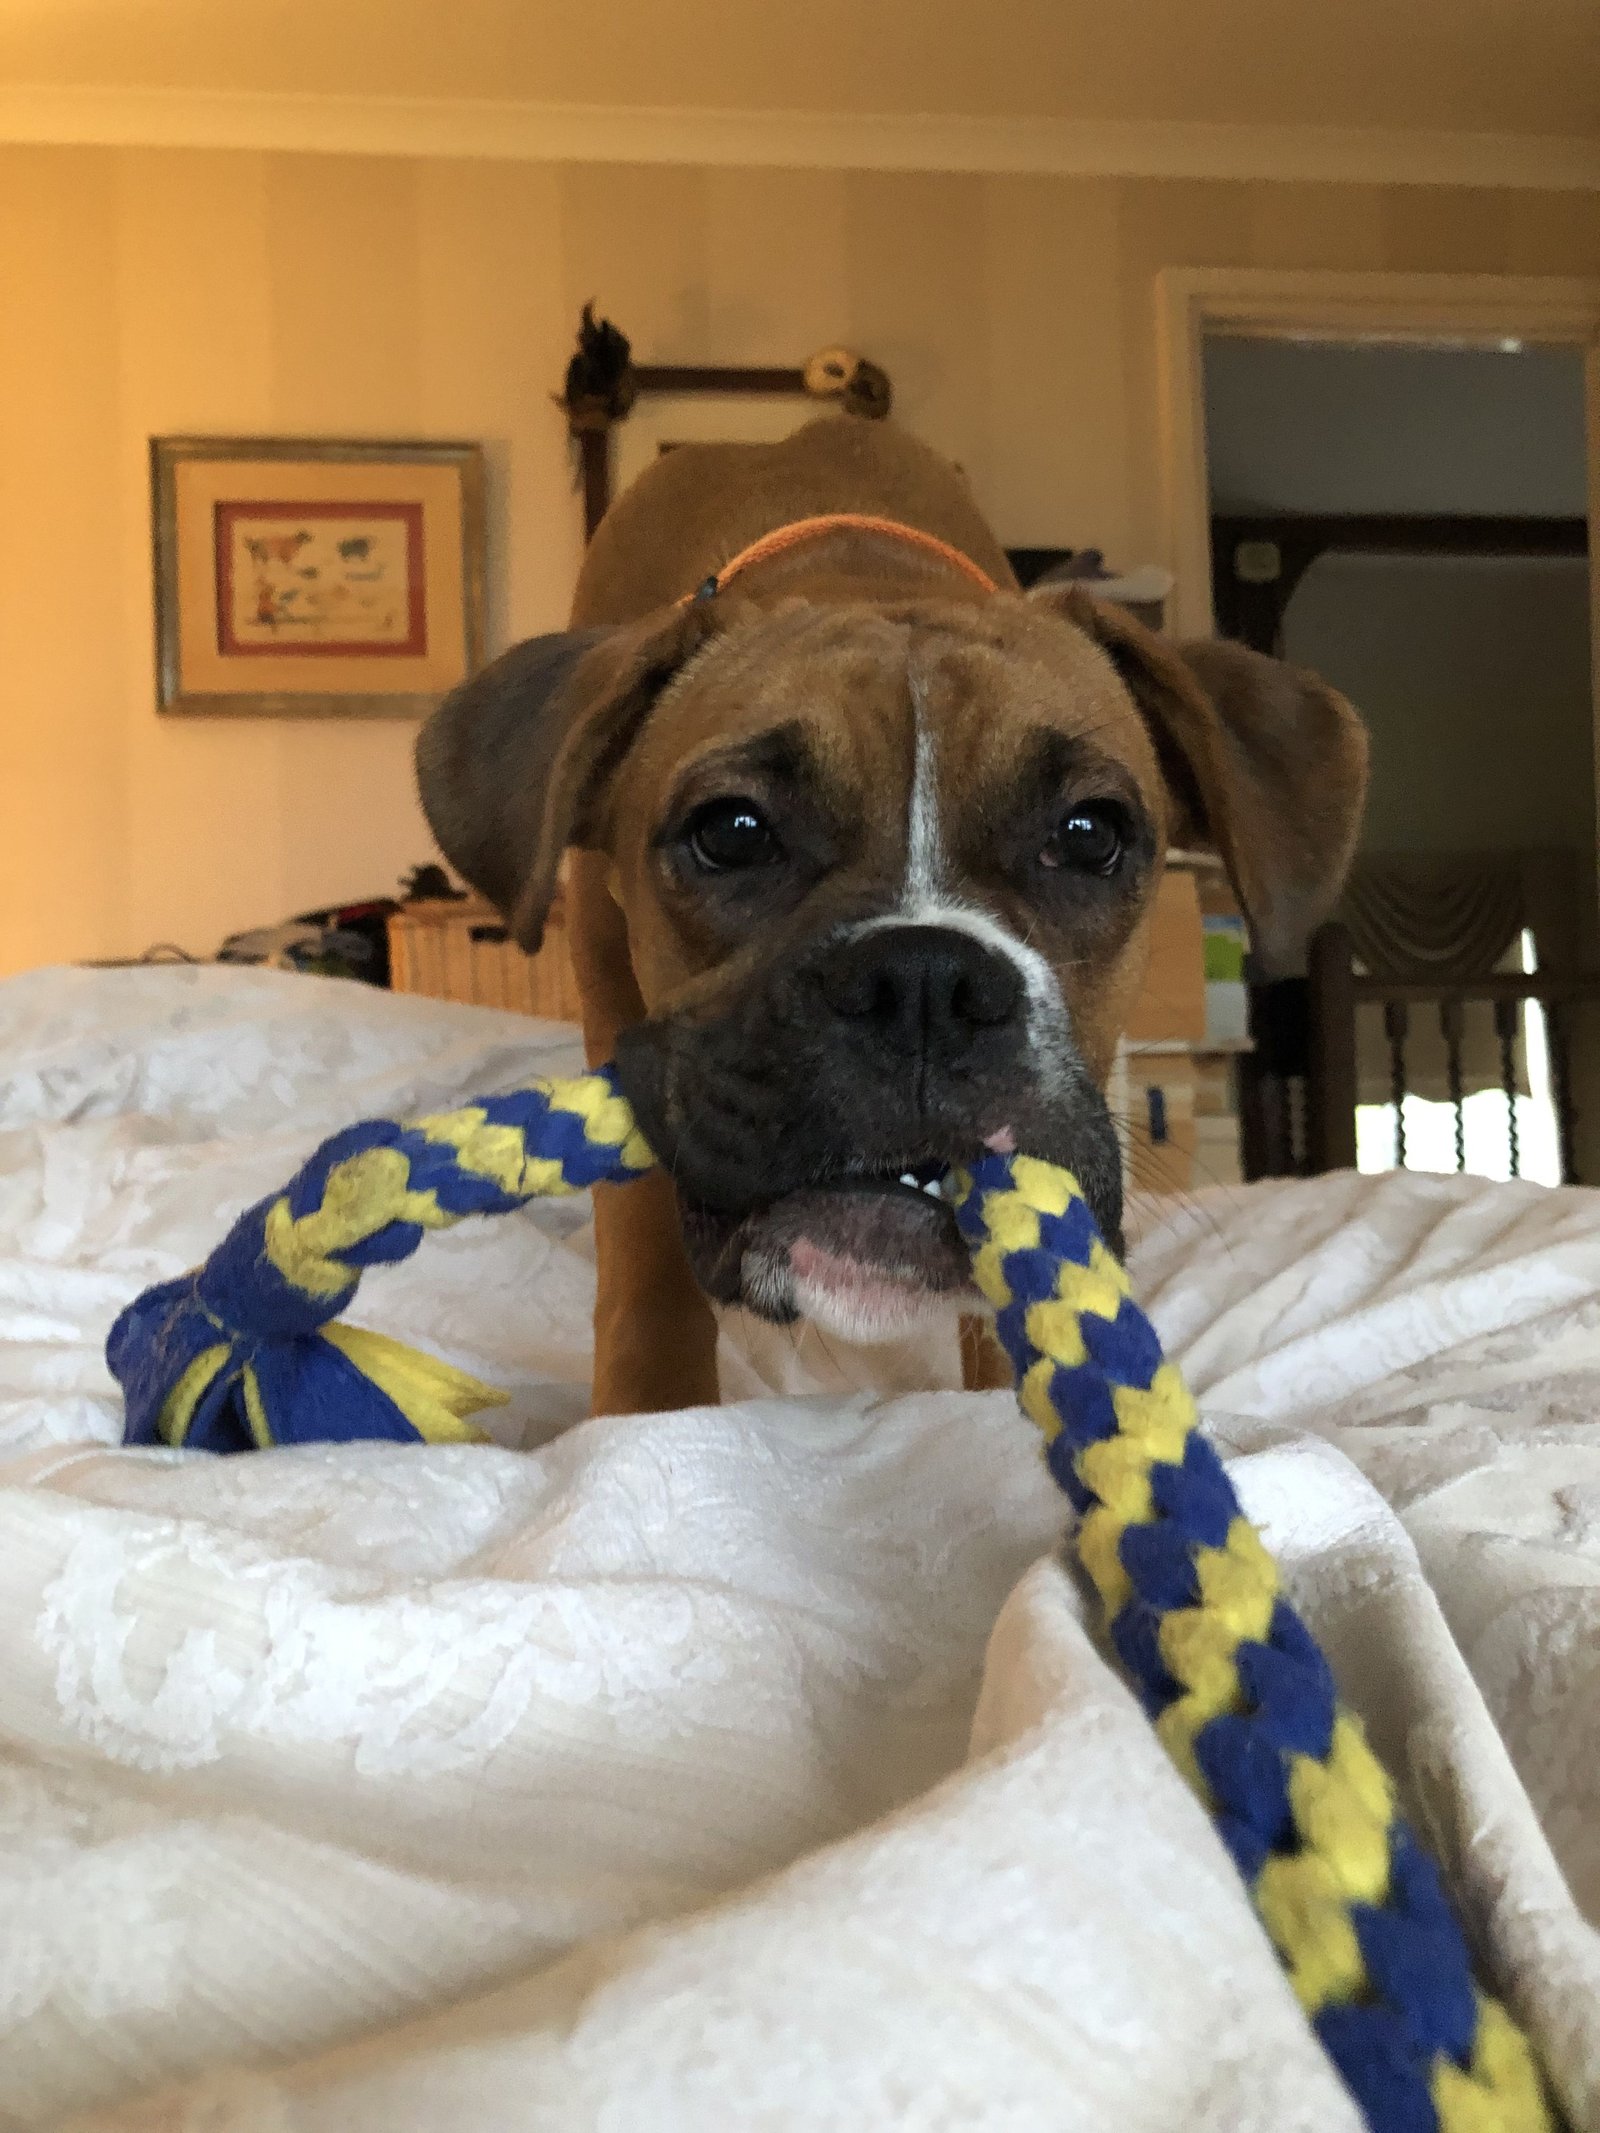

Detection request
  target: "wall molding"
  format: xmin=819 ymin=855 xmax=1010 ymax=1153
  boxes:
xmin=2 ymin=82 xmax=1599 ymax=190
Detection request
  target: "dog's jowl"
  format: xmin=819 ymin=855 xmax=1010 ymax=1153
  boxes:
xmin=418 ymin=416 xmax=1367 ymax=1412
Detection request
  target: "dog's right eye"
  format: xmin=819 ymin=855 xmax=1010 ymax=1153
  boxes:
xmin=684 ymin=797 xmax=783 ymax=873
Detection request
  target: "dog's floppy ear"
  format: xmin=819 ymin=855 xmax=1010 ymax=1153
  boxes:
xmin=416 ymin=603 xmax=715 ymax=952
xmin=1042 ymin=587 xmax=1369 ymax=975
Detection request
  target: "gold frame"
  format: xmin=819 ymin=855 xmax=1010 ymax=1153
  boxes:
xmin=151 ymin=435 xmax=486 ymax=719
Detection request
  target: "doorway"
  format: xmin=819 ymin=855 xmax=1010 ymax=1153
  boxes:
xmin=1158 ymin=270 xmax=1600 ymax=1184
xmin=1207 ymin=335 xmax=1589 ymax=1183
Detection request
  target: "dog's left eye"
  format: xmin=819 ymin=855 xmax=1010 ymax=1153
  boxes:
xmin=1040 ymin=802 xmax=1126 ymax=877
xmin=684 ymin=797 xmax=783 ymax=872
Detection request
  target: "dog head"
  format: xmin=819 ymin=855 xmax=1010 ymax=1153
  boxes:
xmin=417 ymin=583 xmax=1366 ymax=1339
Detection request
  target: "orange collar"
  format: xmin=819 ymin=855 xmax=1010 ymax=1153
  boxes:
xmin=688 ymin=512 xmax=1000 ymax=604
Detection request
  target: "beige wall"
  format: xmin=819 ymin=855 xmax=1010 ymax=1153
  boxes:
xmin=3 ymin=144 xmax=1598 ymax=974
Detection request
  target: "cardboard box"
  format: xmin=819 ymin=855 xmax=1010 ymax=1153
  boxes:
xmin=1124 ymin=868 xmax=1206 ymax=1043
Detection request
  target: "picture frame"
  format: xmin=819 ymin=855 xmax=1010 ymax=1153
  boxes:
xmin=558 ymin=309 xmax=893 ymax=542
xmin=151 ymin=436 xmax=486 ymax=718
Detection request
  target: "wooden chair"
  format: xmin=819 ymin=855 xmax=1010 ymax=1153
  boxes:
xmin=1242 ymin=922 xmax=1597 ymax=1183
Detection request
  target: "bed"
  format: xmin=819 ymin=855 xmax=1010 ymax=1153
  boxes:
xmin=2 ymin=964 xmax=1598 ymax=2131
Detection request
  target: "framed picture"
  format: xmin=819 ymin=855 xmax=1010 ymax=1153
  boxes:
xmin=558 ymin=308 xmax=893 ymax=541
xmin=151 ymin=436 xmax=485 ymax=717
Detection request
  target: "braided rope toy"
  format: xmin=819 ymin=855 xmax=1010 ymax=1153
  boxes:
xmin=107 ymin=1068 xmax=1551 ymax=2133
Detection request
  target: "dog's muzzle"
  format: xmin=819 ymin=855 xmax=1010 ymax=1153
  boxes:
xmin=614 ymin=921 xmax=1123 ymax=1336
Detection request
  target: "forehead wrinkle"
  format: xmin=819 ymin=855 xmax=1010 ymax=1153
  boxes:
xmin=898 ymin=630 xmax=1164 ymax=919
xmin=626 ymin=605 xmax=911 ymax=788
xmin=628 ymin=625 xmax=923 ymax=885
xmin=913 ymin=624 xmax=1160 ymax=799
xmin=658 ymin=718 xmax=815 ymax=805
xmin=754 ymin=608 xmax=916 ymax=840
xmin=722 ymin=600 xmax=911 ymax=691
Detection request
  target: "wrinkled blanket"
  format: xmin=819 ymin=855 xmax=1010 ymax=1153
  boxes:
xmin=1 ymin=966 xmax=1597 ymax=2132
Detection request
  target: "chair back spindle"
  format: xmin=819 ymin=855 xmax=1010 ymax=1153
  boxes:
xmin=1242 ymin=924 xmax=1597 ymax=1184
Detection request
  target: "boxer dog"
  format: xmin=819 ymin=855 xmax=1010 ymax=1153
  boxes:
xmin=417 ymin=417 xmax=1366 ymax=1415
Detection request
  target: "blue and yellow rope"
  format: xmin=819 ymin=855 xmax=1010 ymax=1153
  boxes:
xmin=110 ymin=1069 xmax=650 ymax=1452
xmin=106 ymin=1070 xmax=1551 ymax=2133
xmin=948 ymin=1148 xmax=1549 ymax=2133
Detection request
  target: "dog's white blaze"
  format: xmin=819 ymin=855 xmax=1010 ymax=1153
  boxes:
xmin=903 ymin=711 xmax=945 ymax=906
xmin=740 ymin=674 xmax=1071 ymax=1349
xmin=874 ymin=676 xmax=1067 ymax=1037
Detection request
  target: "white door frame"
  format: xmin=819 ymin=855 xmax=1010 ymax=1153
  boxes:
xmin=1157 ymin=266 xmax=1600 ymax=888
xmin=1155 ymin=267 xmax=1600 ymax=645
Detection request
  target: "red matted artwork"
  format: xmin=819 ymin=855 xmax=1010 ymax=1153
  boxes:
xmin=214 ymin=500 xmax=427 ymax=658
xmin=152 ymin=437 xmax=485 ymax=719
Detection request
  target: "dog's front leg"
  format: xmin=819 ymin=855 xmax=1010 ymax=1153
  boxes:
xmin=566 ymin=850 xmax=722 ymax=1416
xmin=959 ymin=1316 xmax=1013 ymax=1391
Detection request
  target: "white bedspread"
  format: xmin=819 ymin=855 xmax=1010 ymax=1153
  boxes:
xmin=2 ymin=966 xmax=1598 ymax=2132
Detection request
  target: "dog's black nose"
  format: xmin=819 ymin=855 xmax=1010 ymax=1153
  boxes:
xmin=818 ymin=924 xmax=1023 ymax=1057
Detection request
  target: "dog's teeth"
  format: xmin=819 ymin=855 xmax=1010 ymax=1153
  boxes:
xmin=898 ymin=1171 xmax=917 ymax=1188
xmin=921 ymin=1179 xmax=942 ymax=1197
